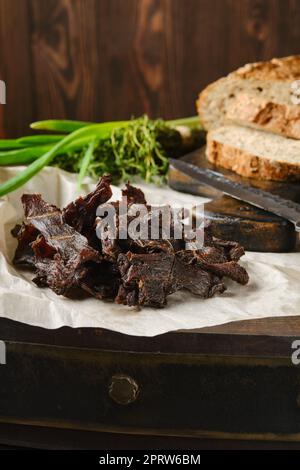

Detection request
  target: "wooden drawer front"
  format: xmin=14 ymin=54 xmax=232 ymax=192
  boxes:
xmin=0 ymin=343 xmax=300 ymax=438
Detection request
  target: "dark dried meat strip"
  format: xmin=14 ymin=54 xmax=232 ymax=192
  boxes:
xmin=116 ymin=252 xmax=175 ymax=308
xmin=12 ymin=176 xmax=112 ymax=270
xmin=176 ymin=250 xmax=249 ymax=285
xmin=63 ymin=175 xmax=112 ymax=241
xmin=204 ymin=226 xmax=245 ymax=261
xmin=79 ymin=260 xmax=120 ymax=300
xmin=22 ymin=194 xmax=101 ymax=298
xmin=116 ymin=250 xmax=227 ymax=308
xmin=12 ymin=195 xmax=60 ymax=268
xmin=211 ymin=238 xmax=245 ymax=261
xmin=11 ymin=223 xmax=39 ymax=268
xmin=122 ymin=183 xmax=147 ymax=205
xmin=170 ymin=253 xmax=226 ymax=298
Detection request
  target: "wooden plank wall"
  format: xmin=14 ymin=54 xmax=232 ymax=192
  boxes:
xmin=0 ymin=0 xmax=299 ymax=137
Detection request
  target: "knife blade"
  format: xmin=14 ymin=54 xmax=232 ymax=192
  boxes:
xmin=169 ymin=158 xmax=300 ymax=232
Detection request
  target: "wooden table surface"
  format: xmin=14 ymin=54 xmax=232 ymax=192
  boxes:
xmin=0 ymin=313 xmax=299 ymax=357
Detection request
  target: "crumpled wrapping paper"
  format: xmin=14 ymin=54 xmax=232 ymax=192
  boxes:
xmin=0 ymin=165 xmax=300 ymax=337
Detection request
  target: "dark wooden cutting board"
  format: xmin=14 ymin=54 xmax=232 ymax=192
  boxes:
xmin=168 ymin=147 xmax=300 ymax=252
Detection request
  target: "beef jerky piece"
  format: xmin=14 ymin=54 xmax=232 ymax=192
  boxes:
xmin=116 ymin=250 xmax=226 ymax=308
xmin=63 ymin=175 xmax=112 ymax=242
xmin=32 ymin=252 xmax=96 ymax=298
xmin=178 ymin=245 xmax=232 ymax=266
xmin=204 ymin=260 xmax=249 ymax=285
xmin=11 ymin=223 xmax=39 ymax=268
xmin=31 ymin=235 xmax=97 ymax=298
xmin=194 ymin=245 xmax=228 ymax=264
xmin=13 ymin=174 xmax=111 ymax=273
xmin=11 ymin=195 xmax=62 ymax=267
xmin=22 ymin=194 xmax=101 ymax=298
xmin=211 ymin=238 xmax=245 ymax=261
xmin=114 ymin=285 xmax=139 ymax=307
xmin=22 ymin=194 xmax=59 ymax=219
xmin=122 ymin=183 xmax=147 ymax=205
xmin=32 ymin=272 xmax=48 ymax=288
xmin=170 ymin=253 xmax=226 ymax=298
xmin=116 ymin=252 xmax=174 ymax=307
xmin=176 ymin=250 xmax=249 ymax=285
xmin=202 ymin=224 xmax=245 ymax=261
xmin=79 ymin=260 xmax=120 ymax=300
xmin=11 ymin=224 xmax=21 ymax=238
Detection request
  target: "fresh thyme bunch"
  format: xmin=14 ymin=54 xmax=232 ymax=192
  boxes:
xmin=90 ymin=116 xmax=184 ymax=183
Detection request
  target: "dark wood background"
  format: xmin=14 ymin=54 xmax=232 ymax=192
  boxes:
xmin=0 ymin=0 xmax=299 ymax=138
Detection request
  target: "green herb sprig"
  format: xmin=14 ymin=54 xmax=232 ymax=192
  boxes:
xmin=0 ymin=115 xmax=202 ymax=196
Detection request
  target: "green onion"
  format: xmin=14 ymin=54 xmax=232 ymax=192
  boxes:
xmin=0 ymin=140 xmax=26 ymax=150
xmin=0 ymin=122 xmax=128 ymax=197
xmin=31 ymin=117 xmax=201 ymax=133
xmin=17 ymin=135 xmax=64 ymax=145
xmin=30 ymin=119 xmax=92 ymax=133
xmin=0 ymin=134 xmax=65 ymax=150
xmin=0 ymin=137 xmax=96 ymax=166
xmin=0 ymin=145 xmax=51 ymax=166
xmin=167 ymin=116 xmax=201 ymax=128
xmin=77 ymin=139 xmax=97 ymax=190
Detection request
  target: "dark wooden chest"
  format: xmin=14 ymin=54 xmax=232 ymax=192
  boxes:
xmin=0 ymin=316 xmax=300 ymax=448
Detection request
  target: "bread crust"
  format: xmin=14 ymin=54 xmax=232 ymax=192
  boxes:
xmin=206 ymin=138 xmax=300 ymax=182
xmin=196 ymin=77 xmax=225 ymax=129
xmin=235 ymin=56 xmax=300 ymax=81
xmin=197 ymin=55 xmax=300 ymax=135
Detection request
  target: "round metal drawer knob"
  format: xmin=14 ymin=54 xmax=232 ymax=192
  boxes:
xmin=108 ymin=374 xmax=139 ymax=405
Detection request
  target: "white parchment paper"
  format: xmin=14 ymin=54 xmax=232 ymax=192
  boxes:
xmin=0 ymin=165 xmax=299 ymax=337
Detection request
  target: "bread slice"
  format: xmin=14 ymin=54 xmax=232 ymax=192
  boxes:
xmin=206 ymin=125 xmax=300 ymax=181
xmin=197 ymin=56 xmax=300 ymax=139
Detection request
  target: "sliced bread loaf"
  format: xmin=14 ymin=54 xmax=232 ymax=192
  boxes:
xmin=197 ymin=56 xmax=300 ymax=139
xmin=206 ymin=125 xmax=300 ymax=181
